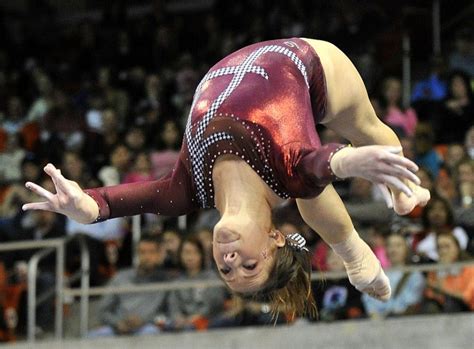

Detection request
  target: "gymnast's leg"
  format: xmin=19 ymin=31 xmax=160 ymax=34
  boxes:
xmin=296 ymin=185 xmax=391 ymax=301
xmin=305 ymin=39 xmax=430 ymax=214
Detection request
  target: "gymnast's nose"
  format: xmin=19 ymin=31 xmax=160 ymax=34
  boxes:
xmin=223 ymin=252 xmax=237 ymax=264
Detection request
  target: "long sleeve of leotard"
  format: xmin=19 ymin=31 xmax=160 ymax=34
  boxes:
xmin=296 ymin=143 xmax=348 ymax=187
xmin=84 ymin=157 xmax=198 ymax=222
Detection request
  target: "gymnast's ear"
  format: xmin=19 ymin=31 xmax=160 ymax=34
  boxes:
xmin=269 ymin=229 xmax=286 ymax=248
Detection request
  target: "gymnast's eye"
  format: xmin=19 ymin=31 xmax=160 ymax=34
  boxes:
xmin=243 ymin=263 xmax=257 ymax=270
xmin=220 ymin=267 xmax=231 ymax=275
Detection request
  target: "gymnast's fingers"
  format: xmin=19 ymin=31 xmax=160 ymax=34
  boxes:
xmin=22 ymin=201 xmax=54 ymax=212
xmin=44 ymin=163 xmax=81 ymax=196
xmin=380 ymin=174 xmax=413 ymax=197
xmin=376 ymin=183 xmax=393 ymax=209
xmin=25 ymin=181 xmax=54 ymax=201
xmin=390 ymin=164 xmax=421 ymax=185
xmin=381 ymin=152 xmax=419 ymax=173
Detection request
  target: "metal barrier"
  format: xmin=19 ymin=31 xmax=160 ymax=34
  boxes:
xmin=62 ymin=260 xmax=474 ymax=339
xmin=0 ymin=234 xmax=90 ymax=342
xmin=2 ymin=236 xmax=473 ymax=342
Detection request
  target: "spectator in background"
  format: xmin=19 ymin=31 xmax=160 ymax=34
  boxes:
xmin=379 ymin=76 xmax=418 ymax=137
xmin=151 ymin=119 xmax=182 ymax=179
xmin=165 ymin=237 xmax=225 ymax=331
xmin=411 ymin=55 xmax=447 ymax=103
xmin=362 ymin=232 xmax=425 ymax=319
xmin=423 ymin=233 xmax=474 ymax=313
xmin=162 ymin=229 xmax=182 ymax=273
xmin=413 ymin=196 xmax=468 ymax=262
xmin=313 ymin=248 xmax=365 ymax=322
xmin=443 ymin=144 xmax=467 ymax=175
xmin=414 ymin=122 xmax=442 ymax=179
xmin=124 ymin=126 xmax=147 ymax=156
xmin=195 ymin=228 xmax=214 ymax=269
xmin=2 ymin=96 xmax=27 ymax=136
xmin=122 ymin=152 xmax=154 ymax=184
xmin=0 ymin=133 xmax=26 ymax=184
xmin=41 ymin=89 xmax=87 ymax=161
xmin=0 ymin=155 xmax=42 ymax=219
xmin=88 ymin=236 xmax=171 ymax=338
xmin=97 ymin=144 xmax=131 ymax=186
xmin=439 ymin=70 xmax=474 ymax=144
xmin=465 ymin=126 xmax=474 ymax=160
xmin=448 ymin=28 xmax=474 ymax=77
xmin=455 ymin=159 xmax=473 ymax=209
xmin=3 ymin=206 xmax=66 ymax=333
xmin=26 ymin=71 xmax=54 ymax=123
xmin=96 ymin=67 xmax=129 ymax=125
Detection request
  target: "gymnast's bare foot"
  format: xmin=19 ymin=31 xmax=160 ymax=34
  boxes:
xmin=391 ymin=184 xmax=430 ymax=216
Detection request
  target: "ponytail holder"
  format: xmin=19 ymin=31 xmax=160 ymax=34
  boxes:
xmin=286 ymin=233 xmax=309 ymax=252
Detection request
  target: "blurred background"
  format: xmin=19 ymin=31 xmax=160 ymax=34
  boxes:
xmin=0 ymin=0 xmax=473 ymax=347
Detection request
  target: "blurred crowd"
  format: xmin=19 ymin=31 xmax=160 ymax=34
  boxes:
xmin=0 ymin=0 xmax=473 ymax=342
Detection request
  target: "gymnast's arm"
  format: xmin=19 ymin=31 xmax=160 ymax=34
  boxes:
xmin=22 ymin=159 xmax=198 ymax=224
xmin=297 ymin=144 xmax=421 ymax=197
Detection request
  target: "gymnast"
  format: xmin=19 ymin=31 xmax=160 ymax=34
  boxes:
xmin=22 ymin=38 xmax=430 ymax=317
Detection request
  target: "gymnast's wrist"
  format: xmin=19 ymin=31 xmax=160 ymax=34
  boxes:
xmin=329 ymin=146 xmax=355 ymax=179
xmin=79 ymin=191 xmax=101 ymax=224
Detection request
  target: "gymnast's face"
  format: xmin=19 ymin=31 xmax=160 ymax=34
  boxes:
xmin=212 ymin=219 xmax=285 ymax=293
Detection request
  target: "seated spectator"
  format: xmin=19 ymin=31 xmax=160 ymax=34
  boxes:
xmin=2 ymin=96 xmax=27 ymax=136
xmin=443 ymin=143 xmax=467 ymax=175
xmin=413 ymin=196 xmax=469 ymax=262
xmin=26 ymin=71 xmax=53 ymax=123
xmin=122 ymin=152 xmax=154 ymax=184
xmin=195 ymin=228 xmax=214 ymax=269
xmin=455 ymin=159 xmax=473 ymax=209
xmin=97 ymin=144 xmax=131 ymax=186
xmin=161 ymin=229 xmax=182 ymax=273
xmin=448 ymin=27 xmax=474 ymax=77
xmin=0 ymin=133 xmax=26 ymax=185
xmin=362 ymin=232 xmax=425 ymax=318
xmin=379 ymin=76 xmax=418 ymax=137
xmin=423 ymin=233 xmax=474 ymax=312
xmin=313 ymin=249 xmax=365 ymax=322
xmin=414 ymin=122 xmax=443 ymax=179
xmin=466 ymin=126 xmax=474 ymax=160
xmin=88 ymin=235 xmax=171 ymax=338
xmin=0 ymin=155 xmax=42 ymax=219
xmin=411 ymin=55 xmax=447 ymax=103
xmin=164 ymin=237 xmax=225 ymax=331
xmin=2 ymin=208 xmax=66 ymax=334
xmin=124 ymin=126 xmax=147 ymax=156
xmin=438 ymin=70 xmax=474 ymax=144
xmin=150 ymin=120 xmax=181 ymax=179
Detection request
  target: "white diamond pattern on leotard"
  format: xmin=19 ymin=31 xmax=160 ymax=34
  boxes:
xmin=185 ymin=44 xmax=310 ymax=207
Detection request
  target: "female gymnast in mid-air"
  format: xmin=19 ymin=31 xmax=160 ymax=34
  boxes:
xmin=23 ymin=38 xmax=430 ymax=317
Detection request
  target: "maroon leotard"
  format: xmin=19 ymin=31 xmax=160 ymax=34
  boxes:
xmin=85 ymin=38 xmax=346 ymax=222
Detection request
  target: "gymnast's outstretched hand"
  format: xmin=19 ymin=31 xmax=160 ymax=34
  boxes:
xmin=22 ymin=163 xmax=99 ymax=224
xmin=330 ymin=145 xmax=430 ymax=215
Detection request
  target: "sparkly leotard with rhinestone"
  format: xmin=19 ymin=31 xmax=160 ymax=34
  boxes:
xmin=85 ymin=38 xmax=346 ymax=221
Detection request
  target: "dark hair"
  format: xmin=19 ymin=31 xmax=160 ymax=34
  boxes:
xmin=139 ymin=234 xmax=163 ymax=248
xmin=421 ymin=195 xmax=454 ymax=229
xmin=446 ymin=70 xmax=474 ymax=101
xmin=436 ymin=232 xmax=472 ymax=261
xmin=236 ymin=240 xmax=316 ymax=320
xmin=178 ymin=235 xmax=206 ymax=271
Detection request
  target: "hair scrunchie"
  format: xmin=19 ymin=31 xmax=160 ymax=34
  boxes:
xmin=286 ymin=233 xmax=309 ymax=252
